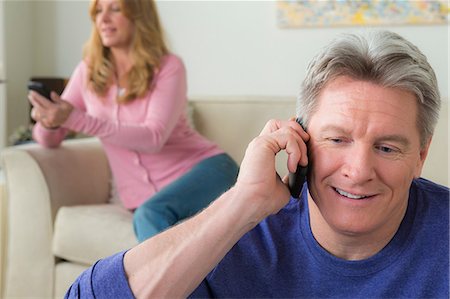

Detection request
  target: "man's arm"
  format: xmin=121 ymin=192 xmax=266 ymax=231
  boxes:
xmin=124 ymin=119 xmax=309 ymax=298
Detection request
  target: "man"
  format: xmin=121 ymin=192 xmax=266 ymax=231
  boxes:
xmin=66 ymin=30 xmax=449 ymax=298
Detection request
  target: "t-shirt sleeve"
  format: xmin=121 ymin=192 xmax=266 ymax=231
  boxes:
xmin=188 ymin=279 xmax=214 ymax=298
xmin=64 ymin=251 xmax=135 ymax=299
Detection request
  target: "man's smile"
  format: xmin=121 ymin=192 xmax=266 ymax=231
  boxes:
xmin=333 ymin=187 xmax=375 ymax=200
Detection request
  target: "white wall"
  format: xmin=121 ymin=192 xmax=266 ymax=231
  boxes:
xmin=0 ymin=0 xmax=6 ymax=150
xmin=33 ymin=1 xmax=91 ymax=77
xmin=2 ymin=0 xmax=34 ymax=147
xmin=155 ymin=1 xmax=448 ymax=98
xmin=31 ymin=0 xmax=449 ymax=99
xmin=1 ymin=0 xmax=90 ymax=146
xmin=2 ymin=0 xmax=449 ymax=146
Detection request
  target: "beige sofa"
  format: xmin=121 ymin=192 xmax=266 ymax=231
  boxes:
xmin=0 ymin=97 xmax=448 ymax=298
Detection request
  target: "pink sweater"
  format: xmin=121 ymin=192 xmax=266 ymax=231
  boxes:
xmin=33 ymin=55 xmax=223 ymax=209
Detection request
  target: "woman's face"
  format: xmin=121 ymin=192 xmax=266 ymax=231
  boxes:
xmin=95 ymin=0 xmax=134 ymax=51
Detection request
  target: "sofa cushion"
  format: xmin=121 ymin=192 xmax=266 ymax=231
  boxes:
xmin=54 ymin=262 xmax=90 ymax=298
xmin=52 ymin=204 xmax=138 ymax=265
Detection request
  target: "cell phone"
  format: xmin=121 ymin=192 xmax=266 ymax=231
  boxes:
xmin=27 ymin=81 xmax=53 ymax=102
xmin=288 ymin=118 xmax=309 ymax=198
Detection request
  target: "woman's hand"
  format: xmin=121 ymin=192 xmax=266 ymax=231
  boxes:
xmin=234 ymin=118 xmax=309 ymax=221
xmin=28 ymin=90 xmax=73 ymax=129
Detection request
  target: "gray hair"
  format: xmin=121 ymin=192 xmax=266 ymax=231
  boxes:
xmin=297 ymin=30 xmax=440 ymax=148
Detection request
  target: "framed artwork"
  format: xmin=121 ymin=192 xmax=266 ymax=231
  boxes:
xmin=277 ymin=0 xmax=449 ymax=28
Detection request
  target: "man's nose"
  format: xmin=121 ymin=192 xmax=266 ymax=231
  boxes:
xmin=340 ymin=145 xmax=375 ymax=183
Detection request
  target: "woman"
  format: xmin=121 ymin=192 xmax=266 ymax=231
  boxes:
xmin=29 ymin=0 xmax=239 ymax=242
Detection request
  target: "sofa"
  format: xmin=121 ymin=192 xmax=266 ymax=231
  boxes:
xmin=0 ymin=97 xmax=448 ymax=298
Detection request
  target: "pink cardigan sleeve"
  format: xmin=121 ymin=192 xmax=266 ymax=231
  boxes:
xmin=62 ymin=55 xmax=187 ymax=153
xmin=32 ymin=62 xmax=87 ymax=148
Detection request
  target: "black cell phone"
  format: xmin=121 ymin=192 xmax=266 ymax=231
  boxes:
xmin=27 ymin=81 xmax=53 ymax=102
xmin=288 ymin=118 xmax=309 ymax=198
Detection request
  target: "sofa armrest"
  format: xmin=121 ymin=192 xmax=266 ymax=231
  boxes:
xmin=0 ymin=137 xmax=110 ymax=298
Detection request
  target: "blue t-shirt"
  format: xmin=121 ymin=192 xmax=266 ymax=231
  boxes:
xmin=64 ymin=251 xmax=134 ymax=299
xmin=190 ymin=178 xmax=449 ymax=298
xmin=65 ymin=178 xmax=449 ymax=298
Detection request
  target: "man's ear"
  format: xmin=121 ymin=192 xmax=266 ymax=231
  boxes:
xmin=414 ymin=137 xmax=432 ymax=178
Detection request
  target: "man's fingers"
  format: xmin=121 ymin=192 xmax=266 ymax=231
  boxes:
xmin=258 ymin=127 xmax=306 ymax=173
xmin=297 ymin=136 xmax=309 ymax=167
xmin=284 ymin=130 xmax=308 ymax=173
xmin=259 ymin=119 xmax=296 ymax=136
xmin=260 ymin=118 xmax=309 ymax=141
xmin=259 ymin=119 xmax=309 ymax=170
xmin=259 ymin=119 xmax=282 ymax=136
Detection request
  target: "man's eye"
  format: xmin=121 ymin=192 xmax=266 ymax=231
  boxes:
xmin=376 ymin=145 xmax=397 ymax=154
xmin=330 ymin=138 xmax=343 ymax=144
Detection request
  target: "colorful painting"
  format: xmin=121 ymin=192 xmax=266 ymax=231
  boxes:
xmin=277 ymin=0 xmax=449 ymax=28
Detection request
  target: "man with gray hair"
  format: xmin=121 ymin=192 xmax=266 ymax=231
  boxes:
xmin=66 ymin=30 xmax=448 ymax=299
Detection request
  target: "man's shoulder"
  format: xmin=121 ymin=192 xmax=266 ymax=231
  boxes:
xmin=412 ymin=178 xmax=449 ymax=200
xmin=410 ymin=178 xmax=449 ymax=229
xmin=234 ymin=197 xmax=306 ymax=251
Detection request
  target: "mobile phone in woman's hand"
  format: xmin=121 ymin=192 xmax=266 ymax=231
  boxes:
xmin=27 ymin=81 xmax=54 ymax=102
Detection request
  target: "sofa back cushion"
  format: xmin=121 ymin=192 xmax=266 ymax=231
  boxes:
xmin=190 ymin=96 xmax=296 ymax=176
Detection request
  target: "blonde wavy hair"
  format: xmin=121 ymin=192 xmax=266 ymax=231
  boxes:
xmin=83 ymin=0 xmax=169 ymax=103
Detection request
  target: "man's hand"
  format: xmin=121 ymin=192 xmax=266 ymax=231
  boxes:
xmin=123 ymin=118 xmax=309 ymax=298
xmin=29 ymin=90 xmax=73 ymax=129
xmin=235 ymin=118 xmax=309 ymax=221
